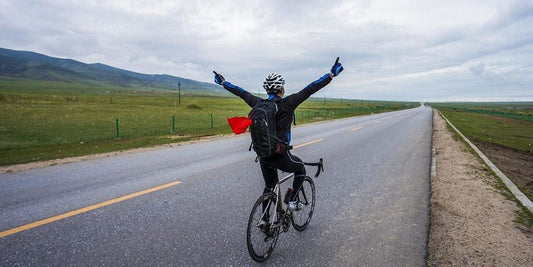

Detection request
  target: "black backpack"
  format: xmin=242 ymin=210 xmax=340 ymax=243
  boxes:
xmin=248 ymin=99 xmax=284 ymax=157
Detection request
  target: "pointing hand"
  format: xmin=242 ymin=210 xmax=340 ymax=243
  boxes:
xmin=330 ymin=57 xmax=344 ymax=77
xmin=213 ymin=71 xmax=225 ymax=85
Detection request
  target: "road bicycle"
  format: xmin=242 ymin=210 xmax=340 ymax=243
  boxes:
xmin=246 ymin=158 xmax=324 ymax=262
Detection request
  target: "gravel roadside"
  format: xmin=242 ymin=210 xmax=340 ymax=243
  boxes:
xmin=428 ymin=110 xmax=533 ymax=266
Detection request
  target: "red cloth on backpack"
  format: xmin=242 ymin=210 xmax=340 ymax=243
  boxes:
xmin=227 ymin=116 xmax=252 ymax=134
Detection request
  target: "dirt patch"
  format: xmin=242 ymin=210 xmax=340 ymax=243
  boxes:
xmin=162 ymin=135 xmax=192 ymax=140
xmin=472 ymin=139 xmax=533 ymax=199
xmin=428 ymin=111 xmax=533 ymax=266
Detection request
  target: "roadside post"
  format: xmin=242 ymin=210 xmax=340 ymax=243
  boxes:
xmin=115 ymin=118 xmax=120 ymax=139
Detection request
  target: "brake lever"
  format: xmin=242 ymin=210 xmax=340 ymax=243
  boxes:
xmin=314 ymin=158 xmax=324 ymax=178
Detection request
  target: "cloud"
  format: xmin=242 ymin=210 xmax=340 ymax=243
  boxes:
xmin=0 ymin=0 xmax=532 ymax=101
xmin=469 ymin=62 xmax=487 ymax=77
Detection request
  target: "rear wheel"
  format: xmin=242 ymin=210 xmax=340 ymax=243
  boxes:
xmin=246 ymin=192 xmax=280 ymax=262
xmin=291 ymin=177 xmax=315 ymax=231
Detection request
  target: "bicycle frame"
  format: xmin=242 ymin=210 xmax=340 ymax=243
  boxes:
xmin=260 ymin=173 xmax=294 ymax=226
xmin=258 ymin=158 xmax=323 ymax=227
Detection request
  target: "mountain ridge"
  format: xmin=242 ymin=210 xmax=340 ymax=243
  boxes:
xmin=0 ymin=47 xmax=221 ymax=92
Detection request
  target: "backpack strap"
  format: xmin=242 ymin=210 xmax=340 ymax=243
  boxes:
xmin=267 ymin=98 xmax=279 ymax=114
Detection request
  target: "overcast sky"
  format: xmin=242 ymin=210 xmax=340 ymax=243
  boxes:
xmin=1 ymin=0 xmax=532 ymax=102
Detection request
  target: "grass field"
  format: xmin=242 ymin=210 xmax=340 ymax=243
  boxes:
xmin=431 ymin=102 xmax=533 ymax=121
xmin=0 ymin=78 xmax=417 ymax=166
xmin=434 ymin=105 xmax=533 ymax=153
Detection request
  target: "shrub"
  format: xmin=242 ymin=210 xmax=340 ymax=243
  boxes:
xmin=186 ymin=103 xmax=201 ymax=110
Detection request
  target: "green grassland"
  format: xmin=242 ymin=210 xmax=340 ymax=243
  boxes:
xmin=0 ymin=78 xmax=417 ymax=166
xmin=433 ymin=104 xmax=533 ymax=153
xmin=431 ymin=102 xmax=533 ymax=121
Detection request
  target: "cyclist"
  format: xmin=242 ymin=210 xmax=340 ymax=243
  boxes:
xmin=213 ymin=58 xmax=343 ymax=212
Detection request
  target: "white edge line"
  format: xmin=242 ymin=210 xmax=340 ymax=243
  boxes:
xmin=431 ymin=148 xmax=437 ymax=177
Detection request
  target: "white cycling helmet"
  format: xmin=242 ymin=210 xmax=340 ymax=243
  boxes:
xmin=263 ymin=73 xmax=285 ymax=94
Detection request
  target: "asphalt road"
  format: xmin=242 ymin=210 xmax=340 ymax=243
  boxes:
xmin=0 ymin=106 xmax=433 ymax=266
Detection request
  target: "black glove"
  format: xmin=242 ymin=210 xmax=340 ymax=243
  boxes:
xmin=330 ymin=57 xmax=344 ymax=77
xmin=213 ymin=71 xmax=225 ymax=85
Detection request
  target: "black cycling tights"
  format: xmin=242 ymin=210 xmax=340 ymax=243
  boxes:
xmin=259 ymin=151 xmax=306 ymax=202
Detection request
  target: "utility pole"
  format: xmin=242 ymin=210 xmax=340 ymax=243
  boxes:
xmin=178 ymin=81 xmax=181 ymax=105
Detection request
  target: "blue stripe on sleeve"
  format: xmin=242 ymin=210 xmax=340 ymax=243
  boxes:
xmin=224 ymin=81 xmax=245 ymax=92
xmin=306 ymin=73 xmax=330 ymax=89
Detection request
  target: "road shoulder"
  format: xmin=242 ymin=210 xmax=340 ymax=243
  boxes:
xmin=428 ymin=110 xmax=533 ymax=266
xmin=0 ymin=134 xmax=235 ymax=174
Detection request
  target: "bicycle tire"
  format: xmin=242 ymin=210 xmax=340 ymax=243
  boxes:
xmin=246 ymin=192 xmax=280 ymax=262
xmin=291 ymin=176 xmax=316 ymax=231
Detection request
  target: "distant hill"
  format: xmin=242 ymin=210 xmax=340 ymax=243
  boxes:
xmin=0 ymin=47 xmax=222 ymax=92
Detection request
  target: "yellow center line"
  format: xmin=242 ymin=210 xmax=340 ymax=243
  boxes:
xmin=350 ymin=126 xmax=363 ymax=132
xmin=0 ymin=181 xmax=183 ymax=238
xmin=293 ymin=138 xmax=324 ymax=149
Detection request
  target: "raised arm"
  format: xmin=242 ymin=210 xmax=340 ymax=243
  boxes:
xmin=213 ymin=71 xmax=260 ymax=108
xmin=284 ymin=57 xmax=344 ymax=110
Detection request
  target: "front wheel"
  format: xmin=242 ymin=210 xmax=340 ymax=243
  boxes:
xmin=291 ymin=177 xmax=316 ymax=231
xmin=246 ymin=192 xmax=280 ymax=262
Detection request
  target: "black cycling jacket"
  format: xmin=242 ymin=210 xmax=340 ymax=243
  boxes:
xmin=222 ymin=73 xmax=332 ymax=144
